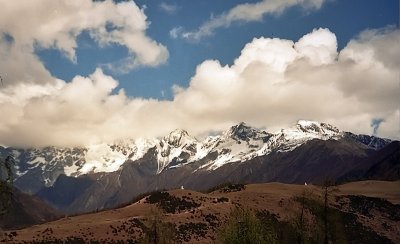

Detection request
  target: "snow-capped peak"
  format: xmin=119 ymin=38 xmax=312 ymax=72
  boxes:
xmin=6 ymin=120 xmax=392 ymax=188
xmin=155 ymin=129 xmax=202 ymax=173
xmin=162 ymin=129 xmax=194 ymax=147
xmin=224 ymin=122 xmax=270 ymax=141
xmin=198 ymin=123 xmax=272 ymax=170
xmin=296 ymin=120 xmax=340 ymax=136
xmin=266 ymin=120 xmax=343 ymax=153
xmin=226 ymin=122 xmax=256 ymax=140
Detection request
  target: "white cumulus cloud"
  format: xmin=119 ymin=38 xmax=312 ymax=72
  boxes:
xmin=0 ymin=0 xmax=168 ymax=85
xmin=0 ymin=27 xmax=399 ymax=147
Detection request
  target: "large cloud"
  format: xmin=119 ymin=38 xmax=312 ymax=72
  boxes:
xmin=172 ymin=0 xmax=325 ymax=41
xmin=0 ymin=0 xmax=168 ymax=86
xmin=0 ymin=27 xmax=399 ymax=147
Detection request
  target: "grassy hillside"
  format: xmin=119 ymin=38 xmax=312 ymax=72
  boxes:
xmin=3 ymin=181 xmax=399 ymax=243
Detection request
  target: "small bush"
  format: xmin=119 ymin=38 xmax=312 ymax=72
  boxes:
xmin=145 ymin=191 xmax=200 ymax=214
xmin=217 ymin=197 xmax=229 ymax=203
xmin=177 ymin=222 xmax=208 ymax=242
xmin=205 ymin=182 xmax=246 ymax=193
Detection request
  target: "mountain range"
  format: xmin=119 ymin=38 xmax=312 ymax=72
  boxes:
xmin=0 ymin=120 xmax=398 ymax=214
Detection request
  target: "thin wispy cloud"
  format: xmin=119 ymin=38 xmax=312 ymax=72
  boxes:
xmin=169 ymin=26 xmax=183 ymax=39
xmin=159 ymin=2 xmax=179 ymax=15
xmin=101 ymin=56 xmax=140 ymax=75
xmin=174 ymin=0 xmax=326 ymax=41
xmin=371 ymin=118 xmax=385 ymax=135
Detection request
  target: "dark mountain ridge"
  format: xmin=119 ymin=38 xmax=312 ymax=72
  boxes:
xmin=0 ymin=183 xmax=60 ymax=230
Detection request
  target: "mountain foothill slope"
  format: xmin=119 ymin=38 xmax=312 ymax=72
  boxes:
xmin=4 ymin=181 xmax=400 ymax=243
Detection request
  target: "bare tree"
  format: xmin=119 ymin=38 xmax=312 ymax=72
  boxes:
xmin=141 ymin=206 xmax=176 ymax=244
xmin=0 ymin=156 xmax=14 ymax=217
xmin=218 ymin=205 xmax=277 ymax=244
xmin=296 ymin=190 xmax=309 ymax=244
xmin=0 ymin=155 xmax=15 ymax=242
xmin=322 ymin=178 xmax=337 ymax=244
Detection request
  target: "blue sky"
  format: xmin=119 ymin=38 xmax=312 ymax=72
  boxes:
xmin=36 ymin=0 xmax=399 ymax=100
xmin=0 ymin=0 xmax=399 ymax=147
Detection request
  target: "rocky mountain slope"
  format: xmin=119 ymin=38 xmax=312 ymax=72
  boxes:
xmin=0 ymin=183 xmax=60 ymax=230
xmin=0 ymin=120 xmax=397 ymax=213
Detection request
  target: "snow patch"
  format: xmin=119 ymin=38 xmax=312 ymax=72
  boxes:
xmin=28 ymin=156 xmax=46 ymax=165
xmin=63 ymin=161 xmax=81 ymax=176
xmin=82 ymin=143 xmax=127 ymax=174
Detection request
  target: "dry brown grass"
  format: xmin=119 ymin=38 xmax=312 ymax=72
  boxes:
xmin=6 ymin=180 xmax=399 ymax=243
